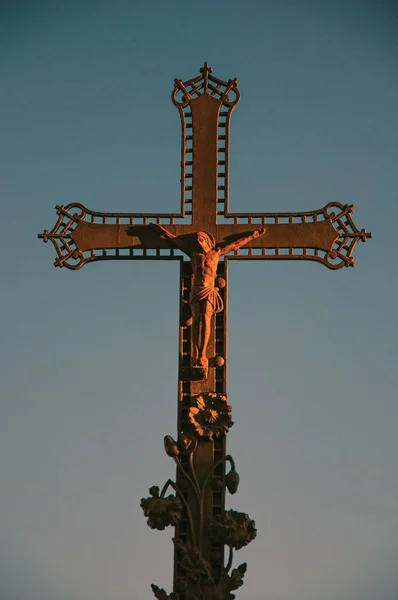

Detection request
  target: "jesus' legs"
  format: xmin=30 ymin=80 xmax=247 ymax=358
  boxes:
xmin=191 ymin=301 xmax=213 ymax=366
xmin=198 ymin=306 xmax=213 ymax=365
xmin=191 ymin=303 xmax=200 ymax=361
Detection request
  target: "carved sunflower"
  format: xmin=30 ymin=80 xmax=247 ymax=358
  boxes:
xmin=188 ymin=393 xmax=233 ymax=439
xmin=208 ymin=510 xmax=257 ymax=550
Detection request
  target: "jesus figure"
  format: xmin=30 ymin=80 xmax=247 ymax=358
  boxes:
xmin=149 ymin=225 xmax=266 ymax=378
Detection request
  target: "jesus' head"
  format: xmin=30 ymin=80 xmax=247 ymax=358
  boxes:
xmin=196 ymin=231 xmax=215 ymax=253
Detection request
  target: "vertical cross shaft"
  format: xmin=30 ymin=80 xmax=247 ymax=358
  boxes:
xmin=170 ymin=66 xmax=239 ymax=593
xmin=174 ymin=259 xmax=228 ymax=592
xmin=172 ymin=62 xmax=239 ymax=232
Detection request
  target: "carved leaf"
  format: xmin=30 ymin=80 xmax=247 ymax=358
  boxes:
xmin=215 ymin=562 xmax=247 ymax=599
xmin=228 ymin=562 xmax=247 ymax=590
xmin=151 ymin=585 xmax=169 ymax=600
xmin=174 ymin=538 xmax=213 ymax=583
xmin=151 ymin=584 xmax=180 ymax=600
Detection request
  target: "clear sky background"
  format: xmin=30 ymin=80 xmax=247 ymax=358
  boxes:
xmin=1 ymin=2 xmax=397 ymax=599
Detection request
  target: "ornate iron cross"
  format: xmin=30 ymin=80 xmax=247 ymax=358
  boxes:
xmin=38 ymin=64 xmax=371 ymax=600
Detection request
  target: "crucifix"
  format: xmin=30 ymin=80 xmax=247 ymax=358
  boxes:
xmin=38 ymin=64 xmax=371 ymax=600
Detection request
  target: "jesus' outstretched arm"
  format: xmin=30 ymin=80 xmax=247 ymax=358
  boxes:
xmin=217 ymin=228 xmax=266 ymax=256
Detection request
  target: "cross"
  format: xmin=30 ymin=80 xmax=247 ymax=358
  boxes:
xmin=38 ymin=64 xmax=371 ymax=600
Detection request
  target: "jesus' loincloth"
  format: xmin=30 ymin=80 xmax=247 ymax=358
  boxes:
xmin=190 ymin=285 xmax=224 ymax=314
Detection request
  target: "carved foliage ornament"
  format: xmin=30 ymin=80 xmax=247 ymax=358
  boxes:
xmin=152 ymin=538 xmax=247 ymax=600
xmin=143 ymin=441 xmax=252 ymax=598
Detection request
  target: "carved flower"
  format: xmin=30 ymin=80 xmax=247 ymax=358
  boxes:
xmin=141 ymin=487 xmax=182 ymax=531
xmin=189 ymin=393 xmax=233 ymax=439
xmin=208 ymin=510 xmax=257 ymax=550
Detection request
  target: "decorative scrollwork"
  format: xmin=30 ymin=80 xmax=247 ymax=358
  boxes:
xmin=38 ymin=203 xmax=87 ymax=270
xmin=172 ymin=62 xmax=240 ymax=108
xmin=323 ymin=202 xmax=372 ymax=269
xmin=227 ymin=201 xmax=371 ymax=269
xmin=37 ymin=201 xmax=183 ymax=270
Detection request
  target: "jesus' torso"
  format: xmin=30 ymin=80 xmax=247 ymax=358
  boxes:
xmin=190 ymin=249 xmax=221 ymax=287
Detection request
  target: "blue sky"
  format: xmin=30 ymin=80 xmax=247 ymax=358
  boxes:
xmin=1 ymin=2 xmax=397 ymax=599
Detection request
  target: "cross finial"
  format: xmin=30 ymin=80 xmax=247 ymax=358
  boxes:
xmin=200 ymin=62 xmax=212 ymax=74
xmin=200 ymin=62 xmax=212 ymax=92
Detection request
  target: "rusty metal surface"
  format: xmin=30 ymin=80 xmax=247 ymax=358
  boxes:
xmin=174 ymin=260 xmax=228 ymax=593
xmin=39 ymin=201 xmax=370 ymax=270
xmin=38 ymin=63 xmax=371 ymax=272
xmin=38 ymin=64 xmax=372 ymax=600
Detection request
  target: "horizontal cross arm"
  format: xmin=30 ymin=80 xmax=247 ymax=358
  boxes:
xmin=71 ymin=221 xmax=189 ymax=252
xmin=38 ymin=202 xmax=371 ymax=270
xmin=215 ymin=220 xmax=336 ymax=249
xmin=37 ymin=203 xmax=198 ymax=269
xmin=216 ymin=202 xmax=371 ymax=269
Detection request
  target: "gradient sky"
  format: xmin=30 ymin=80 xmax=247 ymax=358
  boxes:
xmin=1 ymin=2 xmax=397 ymax=599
